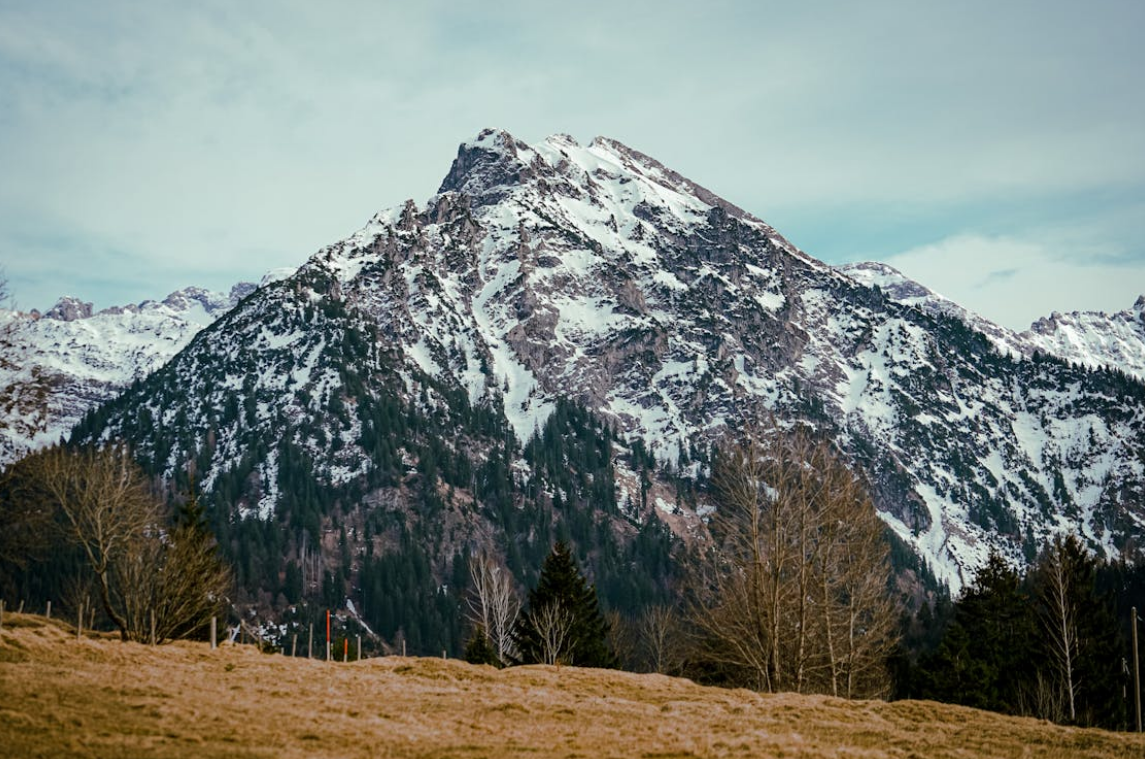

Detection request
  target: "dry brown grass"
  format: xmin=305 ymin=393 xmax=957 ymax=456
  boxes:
xmin=1 ymin=613 xmax=1142 ymax=758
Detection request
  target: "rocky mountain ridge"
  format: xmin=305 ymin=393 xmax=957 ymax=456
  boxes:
xmin=840 ymin=261 xmax=1145 ymax=381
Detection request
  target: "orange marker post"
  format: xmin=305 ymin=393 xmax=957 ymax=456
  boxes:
xmin=344 ymin=638 xmax=348 ymax=662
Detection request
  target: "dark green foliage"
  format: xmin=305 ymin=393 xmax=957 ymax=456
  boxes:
xmin=916 ymin=554 xmax=1038 ymax=712
xmin=282 ymin=561 xmax=303 ymax=605
xmin=905 ymin=543 xmax=1130 ymax=730
xmin=464 ymin=626 xmax=500 ymax=666
xmin=357 ymin=527 xmax=463 ymax=657
xmin=513 ymin=541 xmax=617 ymax=668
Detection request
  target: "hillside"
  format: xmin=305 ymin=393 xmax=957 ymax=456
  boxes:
xmin=1 ymin=614 xmax=1139 ymax=758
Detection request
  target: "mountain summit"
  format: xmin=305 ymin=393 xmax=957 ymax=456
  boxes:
xmin=67 ymin=130 xmax=1145 ymax=593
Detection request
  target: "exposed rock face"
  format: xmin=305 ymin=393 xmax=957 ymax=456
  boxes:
xmin=50 ymin=131 xmax=1145 ymax=590
xmin=43 ymin=297 xmax=93 ymax=322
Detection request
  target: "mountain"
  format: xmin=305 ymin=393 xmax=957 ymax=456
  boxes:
xmin=63 ymin=129 xmax=1145 ymax=611
xmin=840 ymin=262 xmax=1145 ymax=382
xmin=0 ymin=284 xmax=258 ymax=463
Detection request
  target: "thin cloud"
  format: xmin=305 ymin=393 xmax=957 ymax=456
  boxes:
xmin=881 ymin=234 xmax=1145 ymax=331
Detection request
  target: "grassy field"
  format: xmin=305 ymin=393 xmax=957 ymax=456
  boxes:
xmin=1 ymin=613 xmax=1142 ymax=758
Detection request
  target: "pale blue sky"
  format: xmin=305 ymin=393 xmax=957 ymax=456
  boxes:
xmin=1 ymin=0 xmax=1143 ymax=329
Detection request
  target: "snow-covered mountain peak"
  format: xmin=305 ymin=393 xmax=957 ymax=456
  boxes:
xmin=25 ymin=132 xmax=1145 ymax=596
xmin=839 ymin=261 xmax=947 ymax=306
xmin=434 ymin=130 xmax=782 ymax=246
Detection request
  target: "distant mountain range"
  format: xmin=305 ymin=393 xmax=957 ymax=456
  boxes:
xmin=5 ymin=129 xmax=1144 ymax=601
xmin=841 ymin=261 xmax=1145 ymax=382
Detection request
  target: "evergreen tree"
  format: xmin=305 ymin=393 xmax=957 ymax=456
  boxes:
xmin=513 ymin=542 xmax=617 ymax=668
xmin=464 ymin=625 xmax=500 ymax=666
xmin=917 ymin=553 xmax=1037 ymax=713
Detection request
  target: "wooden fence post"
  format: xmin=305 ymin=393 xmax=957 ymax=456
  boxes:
xmin=18 ymin=600 xmax=24 ymax=614
xmin=308 ymin=623 xmax=313 ymax=659
xmin=46 ymin=600 xmax=51 ymax=619
xmin=326 ymin=610 xmax=331 ymax=662
xmin=89 ymin=606 xmax=95 ymax=631
xmin=402 ymin=639 xmax=406 ymax=658
xmin=210 ymin=616 xmax=217 ymax=649
xmin=292 ymin=633 xmax=297 ymax=657
xmin=357 ymin=635 xmax=361 ymax=661
xmin=150 ymin=609 xmax=156 ymax=645
xmin=77 ymin=603 xmax=83 ymax=640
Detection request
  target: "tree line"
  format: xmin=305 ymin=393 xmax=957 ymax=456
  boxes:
xmin=460 ymin=423 xmax=900 ymax=701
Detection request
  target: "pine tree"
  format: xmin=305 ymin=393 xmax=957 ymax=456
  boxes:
xmin=512 ymin=542 xmax=617 ymax=668
xmin=918 ymin=553 xmax=1037 ymax=713
xmin=464 ymin=626 xmax=500 ymax=666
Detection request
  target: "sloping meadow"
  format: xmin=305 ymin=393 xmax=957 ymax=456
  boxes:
xmin=1 ymin=614 xmax=1140 ymax=758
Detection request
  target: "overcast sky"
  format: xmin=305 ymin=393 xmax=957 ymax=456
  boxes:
xmin=1 ymin=0 xmax=1142 ymax=330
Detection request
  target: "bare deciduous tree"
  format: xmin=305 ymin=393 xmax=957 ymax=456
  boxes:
xmin=34 ymin=444 xmax=157 ymax=639
xmin=1035 ymin=535 xmax=1082 ymax=722
xmin=691 ymin=422 xmax=898 ymax=697
xmin=638 ymin=604 xmax=685 ymax=675
xmin=529 ymin=600 xmax=577 ymax=666
xmin=467 ymin=552 xmax=520 ymax=665
xmin=24 ymin=444 xmax=230 ymax=643
xmin=115 ymin=497 xmax=231 ymax=643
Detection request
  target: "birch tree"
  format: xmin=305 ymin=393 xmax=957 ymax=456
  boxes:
xmin=467 ymin=552 xmax=520 ymax=665
xmin=1034 ymin=535 xmax=1085 ymax=722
